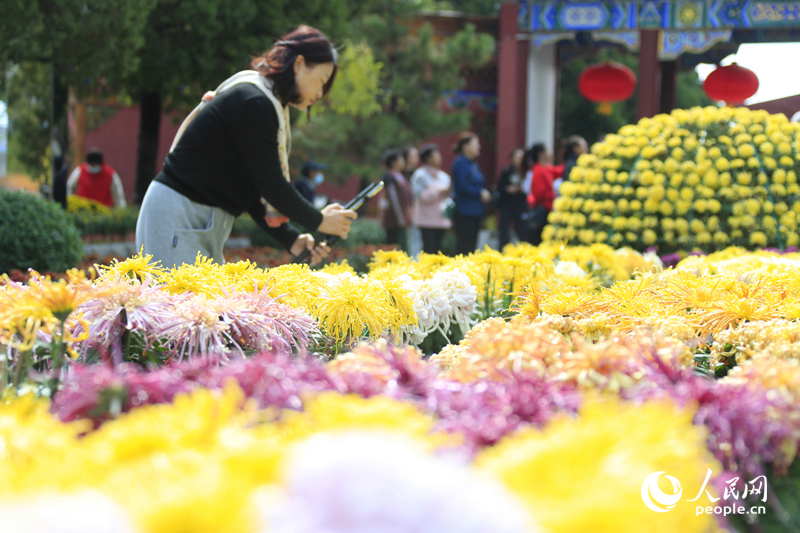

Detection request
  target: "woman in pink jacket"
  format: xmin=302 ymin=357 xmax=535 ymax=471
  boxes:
xmin=410 ymin=144 xmax=452 ymax=254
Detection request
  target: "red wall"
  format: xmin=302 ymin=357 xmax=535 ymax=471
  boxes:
xmin=81 ymin=108 xmax=185 ymax=203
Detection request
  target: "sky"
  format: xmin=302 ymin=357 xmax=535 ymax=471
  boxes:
xmin=695 ymin=43 xmax=800 ymax=105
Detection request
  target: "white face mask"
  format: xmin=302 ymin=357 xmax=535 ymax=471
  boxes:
xmin=87 ymin=164 xmax=102 ymax=174
xmin=313 ymin=173 xmax=324 ymax=186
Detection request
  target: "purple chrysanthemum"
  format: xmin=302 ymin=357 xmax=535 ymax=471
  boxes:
xmin=422 ymin=373 xmax=582 ymax=452
xmin=330 ymin=343 xmax=581 ymax=452
xmin=52 ymin=351 xmax=337 ymax=425
xmin=623 ymin=353 xmax=800 ymax=479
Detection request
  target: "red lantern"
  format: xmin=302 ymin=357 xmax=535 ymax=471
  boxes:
xmin=578 ymin=61 xmax=637 ymax=114
xmin=703 ymin=63 xmax=759 ymax=105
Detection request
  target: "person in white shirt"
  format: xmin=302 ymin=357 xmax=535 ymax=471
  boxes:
xmin=411 ymin=144 xmax=452 ymax=254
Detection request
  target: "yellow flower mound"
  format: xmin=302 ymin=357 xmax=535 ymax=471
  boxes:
xmin=547 ymin=106 xmax=800 ymax=252
xmin=0 ymin=385 xmax=450 ymax=533
xmin=66 ymin=194 xmax=112 ymax=213
xmin=432 ymin=316 xmax=690 ymax=389
xmin=507 ymin=249 xmax=800 ymax=350
xmin=476 ymin=396 xmax=719 ymax=533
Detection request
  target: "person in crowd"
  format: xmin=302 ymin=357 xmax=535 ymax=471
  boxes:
xmin=402 ymin=145 xmax=422 ymax=254
xmin=294 ymin=160 xmax=327 ymax=204
xmin=452 ymin=132 xmax=491 ymax=256
xmin=402 ymin=145 xmax=420 ymax=180
xmin=52 ymin=156 xmax=69 ymax=209
xmin=66 ymin=148 xmax=127 ymax=208
xmin=380 ymin=149 xmax=412 ymax=250
xmin=495 ymin=147 xmax=527 ymax=248
xmin=557 ymin=135 xmax=588 ymax=194
xmin=411 ymin=143 xmax=451 ymax=254
xmin=136 ymin=25 xmax=356 ymax=267
xmin=523 ymin=143 xmax=562 ymax=245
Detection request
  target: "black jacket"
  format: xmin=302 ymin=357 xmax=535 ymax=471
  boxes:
xmin=495 ymin=165 xmax=527 ymax=210
xmin=155 ymin=83 xmax=322 ymax=250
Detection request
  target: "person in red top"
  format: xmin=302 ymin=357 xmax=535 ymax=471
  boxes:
xmin=522 ymin=143 xmax=562 ymax=245
xmin=67 ymin=148 xmax=127 ymax=208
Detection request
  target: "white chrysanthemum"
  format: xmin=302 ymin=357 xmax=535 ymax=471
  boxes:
xmin=642 ymin=251 xmax=664 ymax=268
xmin=432 ymin=269 xmax=477 ymax=333
xmin=259 ymin=431 xmax=537 ymax=533
xmin=553 ymin=260 xmax=588 ymax=279
xmin=401 ymin=279 xmax=452 ymax=345
xmin=0 ymin=492 xmax=140 ymax=533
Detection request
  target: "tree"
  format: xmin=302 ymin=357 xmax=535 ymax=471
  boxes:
xmin=557 ymin=47 xmax=713 ymax=147
xmin=4 ymin=63 xmax=51 ymax=180
xmin=291 ymin=1 xmax=495 ymax=180
xmin=1 ymin=0 xmax=156 ymax=179
xmin=127 ymin=0 xmax=355 ymax=203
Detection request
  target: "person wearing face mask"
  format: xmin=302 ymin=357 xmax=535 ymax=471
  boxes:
xmin=294 ymin=160 xmax=327 ymax=204
xmin=136 ymin=25 xmax=357 ymax=268
xmin=66 ymin=148 xmax=127 ymax=208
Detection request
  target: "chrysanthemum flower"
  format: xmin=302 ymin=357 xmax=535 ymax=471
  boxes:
xmin=314 ymin=275 xmax=395 ymax=342
xmin=262 ymin=432 xmax=537 ymax=533
xmin=210 ymin=286 xmax=316 ymax=354
xmin=157 ymin=295 xmax=235 ymax=359
xmin=477 ymin=396 xmax=719 ymax=533
xmin=99 ymin=248 xmax=165 ymax=281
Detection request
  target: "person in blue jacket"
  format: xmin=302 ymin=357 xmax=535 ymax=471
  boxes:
xmin=451 ymin=131 xmax=491 ymax=255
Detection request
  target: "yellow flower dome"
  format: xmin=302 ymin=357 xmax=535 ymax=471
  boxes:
xmin=545 ymin=106 xmax=800 ymax=252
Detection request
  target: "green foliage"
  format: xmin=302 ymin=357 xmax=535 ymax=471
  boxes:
xmin=434 ymin=0 xmax=501 ymax=16
xmin=0 ymin=190 xmax=83 ymax=274
xmin=293 ymin=4 xmax=495 ymax=180
xmin=129 ymin=0 xmax=354 ymax=110
xmin=325 ymin=41 xmax=384 ymax=118
xmin=67 ymin=206 xmax=140 ymax=239
xmin=339 ymin=218 xmax=385 ymax=248
xmin=557 ymin=48 xmax=713 ymax=146
xmin=3 ymin=0 xmax=158 ymax=96
xmin=5 ymin=62 xmax=51 ymax=180
xmin=2 ymin=0 xmax=158 ymax=180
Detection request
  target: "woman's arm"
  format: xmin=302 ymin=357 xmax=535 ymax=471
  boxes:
xmin=228 ymin=95 xmax=323 ymax=230
xmin=413 ymin=170 xmax=442 ymax=203
xmin=452 ymin=158 xmax=482 ymax=199
xmin=410 ymin=170 xmax=426 ymax=199
xmin=248 ymin=202 xmax=301 ymax=251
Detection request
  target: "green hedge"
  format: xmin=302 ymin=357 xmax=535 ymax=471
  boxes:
xmin=67 ymin=205 xmax=140 ymax=239
xmin=0 ymin=190 xmax=83 ymax=274
xmin=232 ymin=215 xmax=386 ymax=250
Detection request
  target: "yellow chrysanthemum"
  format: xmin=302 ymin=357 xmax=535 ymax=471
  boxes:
xmin=477 ymin=396 xmax=719 ymax=533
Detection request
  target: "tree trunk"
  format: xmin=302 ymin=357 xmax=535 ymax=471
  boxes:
xmin=134 ymin=91 xmax=162 ymax=204
xmin=52 ymin=71 xmax=69 ymax=160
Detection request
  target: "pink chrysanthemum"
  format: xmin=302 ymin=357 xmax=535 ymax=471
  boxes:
xmin=211 ymin=286 xmax=317 ymax=355
xmin=72 ymin=279 xmax=174 ymax=359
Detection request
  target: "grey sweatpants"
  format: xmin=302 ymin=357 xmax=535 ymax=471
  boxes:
xmin=136 ymin=181 xmax=234 ymax=268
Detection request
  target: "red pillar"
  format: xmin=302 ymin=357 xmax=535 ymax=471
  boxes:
xmin=637 ymin=30 xmax=661 ymax=119
xmin=496 ymin=1 xmax=528 ymax=178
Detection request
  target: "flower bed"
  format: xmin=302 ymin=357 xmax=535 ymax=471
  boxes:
xmin=1 ymin=244 xmax=799 ymax=532
xmin=546 ymin=106 xmax=800 ymax=253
